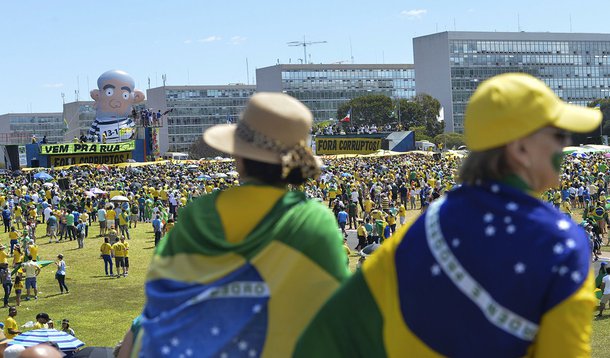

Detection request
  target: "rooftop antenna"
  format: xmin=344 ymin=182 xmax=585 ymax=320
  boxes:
xmin=569 ymin=14 xmax=573 ymax=32
xmin=245 ymin=58 xmax=250 ymax=85
xmin=162 ymin=74 xmax=167 ymax=86
xmin=287 ymin=36 xmax=327 ymax=64
xmin=349 ymin=37 xmax=354 ymax=64
xmin=517 ymin=13 xmax=521 ymax=31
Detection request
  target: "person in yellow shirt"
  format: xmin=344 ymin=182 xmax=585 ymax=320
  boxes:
xmin=120 ymin=236 xmax=129 ymax=277
xmin=342 ymin=238 xmax=351 ymax=266
xmin=386 ymin=211 xmax=397 ymax=235
xmin=27 ymin=241 xmax=38 ymax=262
xmin=363 ymin=197 xmax=374 ymax=219
xmin=8 ymin=227 xmax=19 ymax=256
xmin=112 ymin=238 xmax=126 ymax=278
xmin=355 ymin=219 xmax=368 ymax=251
xmin=13 ymin=207 xmax=23 ymax=230
xmin=561 ymin=199 xmax=573 ymax=218
xmin=100 ymin=237 xmax=113 ymax=276
xmin=12 ymin=245 xmax=23 ymax=268
xmin=14 ymin=274 xmax=23 ymax=306
xmin=159 ymin=188 xmax=168 ymax=204
xmin=27 ymin=207 xmax=37 ymax=225
xmin=398 ymin=204 xmax=407 ymax=227
xmin=4 ymin=306 xmax=21 ymax=339
xmin=0 ymin=246 xmax=8 ymax=265
xmin=106 ymin=207 xmax=116 ymax=230
xmin=33 ymin=312 xmax=50 ymax=329
xmin=163 ymin=218 xmax=175 ymax=236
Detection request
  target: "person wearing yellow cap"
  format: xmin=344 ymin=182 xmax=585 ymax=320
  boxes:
xmin=295 ymin=73 xmax=601 ymax=357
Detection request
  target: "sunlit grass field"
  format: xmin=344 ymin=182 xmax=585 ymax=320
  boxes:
xmin=11 ymin=206 xmax=609 ymax=356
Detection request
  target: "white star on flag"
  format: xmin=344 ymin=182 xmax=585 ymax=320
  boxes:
xmin=485 ymin=225 xmax=496 ymax=236
xmin=252 ymin=304 xmax=262 ymax=313
xmin=238 ymin=341 xmax=249 ymax=351
xmin=571 ymin=271 xmax=582 ymax=283
xmin=566 ymin=238 xmax=576 ymax=249
xmin=504 ymin=216 xmax=512 ymax=224
xmin=553 ymin=243 xmax=564 ymax=255
xmin=431 ymin=264 xmax=441 ymax=276
xmin=506 ymin=225 xmax=516 ymax=234
xmin=161 ymin=346 xmax=171 ymax=355
xmin=171 ymin=337 xmax=180 ymax=347
xmin=491 ymin=184 xmax=500 ymax=193
xmin=452 ymin=238 xmax=460 ymax=248
xmin=514 ymin=262 xmax=526 ymax=274
xmin=249 ymin=349 xmax=257 ymax=357
xmin=211 ymin=326 xmax=220 ymax=336
xmin=558 ymin=266 xmax=569 ymax=276
xmin=483 ymin=213 xmax=494 ymax=223
xmin=557 ymin=219 xmax=570 ymax=231
xmin=185 ymin=349 xmax=193 ymax=356
xmin=506 ymin=202 xmax=519 ymax=211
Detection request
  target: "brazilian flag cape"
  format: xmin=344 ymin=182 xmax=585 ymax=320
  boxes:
xmin=132 ymin=184 xmax=349 ymax=358
xmin=295 ymin=181 xmax=596 ymax=357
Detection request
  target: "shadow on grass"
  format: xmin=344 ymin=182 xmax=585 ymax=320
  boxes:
xmin=595 ymin=315 xmax=610 ymax=321
xmin=45 ymin=293 xmax=65 ymax=298
xmin=90 ymin=275 xmax=120 ymax=280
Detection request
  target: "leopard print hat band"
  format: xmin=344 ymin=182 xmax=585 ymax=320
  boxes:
xmin=236 ymin=121 xmax=321 ymax=179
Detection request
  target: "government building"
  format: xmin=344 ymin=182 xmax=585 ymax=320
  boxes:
xmin=146 ymin=85 xmax=256 ymax=153
xmin=414 ymin=31 xmax=610 ymax=132
xmin=256 ymin=64 xmax=416 ymax=121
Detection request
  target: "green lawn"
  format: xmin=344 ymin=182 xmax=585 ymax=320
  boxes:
xmin=8 ymin=222 xmax=154 ymax=348
xmin=14 ymin=212 xmax=608 ymax=354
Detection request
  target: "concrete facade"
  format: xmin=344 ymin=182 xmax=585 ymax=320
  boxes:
xmin=414 ymin=31 xmax=610 ymax=132
xmin=256 ymin=64 xmax=416 ymax=121
xmin=146 ymin=85 xmax=256 ymax=153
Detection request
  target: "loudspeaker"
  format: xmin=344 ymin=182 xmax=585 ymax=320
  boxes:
xmin=58 ymin=178 xmax=70 ymax=191
xmin=3 ymin=146 xmax=19 ymax=170
xmin=30 ymin=159 xmax=39 ymax=168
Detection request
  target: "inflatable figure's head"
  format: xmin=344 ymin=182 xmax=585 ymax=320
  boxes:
xmin=90 ymin=70 xmax=145 ymax=117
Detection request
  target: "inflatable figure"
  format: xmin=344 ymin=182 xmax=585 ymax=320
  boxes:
xmin=89 ymin=70 xmax=145 ymax=142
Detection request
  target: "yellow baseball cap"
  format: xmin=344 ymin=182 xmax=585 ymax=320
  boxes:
xmin=465 ymin=73 xmax=602 ymax=151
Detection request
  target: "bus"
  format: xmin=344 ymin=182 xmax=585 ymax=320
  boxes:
xmin=162 ymin=152 xmax=189 ymax=161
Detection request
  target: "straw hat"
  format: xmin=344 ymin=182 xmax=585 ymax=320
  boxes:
xmin=204 ymin=92 xmax=320 ymax=179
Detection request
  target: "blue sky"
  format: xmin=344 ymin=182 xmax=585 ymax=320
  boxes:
xmin=1 ymin=0 xmax=608 ymax=114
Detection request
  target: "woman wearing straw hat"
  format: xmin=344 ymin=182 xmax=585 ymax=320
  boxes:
xmin=296 ymin=73 xmax=601 ymax=357
xmin=124 ymin=93 xmax=350 ymax=357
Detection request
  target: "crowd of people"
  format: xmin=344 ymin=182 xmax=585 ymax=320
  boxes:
xmin=0 ymin=142 xmax=605 ymax=354
xmin=0 ymin=78 xmax=608 ymax=355
xmin=313 ymin=122 xmax=404 ymax=136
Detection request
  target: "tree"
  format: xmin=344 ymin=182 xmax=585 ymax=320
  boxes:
xmin=394 ymin=94 xmax=443 ymax=138
xmin=397 ymin=99 xmax=424 ymax=129
xmin=413 ymin=93 xmax=443 ymax=138
xmin=433 ymin=133 xmax=465 ymax=150
xmin=337 ymin=94 xmax=394 ymax=126
xmin=411 ymin=126 xmax=432 ymax=142
xmin=571 ymin=98 xmax=610 ymax=145
xmin=188 ymin=135 xmax=224 ymax=159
